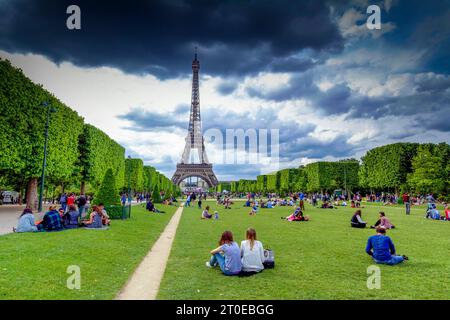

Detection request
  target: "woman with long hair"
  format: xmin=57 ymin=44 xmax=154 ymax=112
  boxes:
xmin=351 ymin=210 xmax=366 ymax=228
xmin=240 ymin=228 xmax=265 ymax=273
xmin=14 ymin=208 xmax=38 ymax=233
xmin=206 ymin=230 xmax=242 ymax=276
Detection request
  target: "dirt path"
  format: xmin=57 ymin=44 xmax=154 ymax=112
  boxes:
xmin=116 ymin=205 xmax=184 ymax=300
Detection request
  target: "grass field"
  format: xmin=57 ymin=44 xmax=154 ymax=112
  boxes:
xmin=158 ymin=200 xmax=450 ymax=300
xmin=0 ymin=204 xmax=177 ymax=300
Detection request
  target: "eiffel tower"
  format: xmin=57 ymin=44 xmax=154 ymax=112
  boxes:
xmin=171 ymin=49 xmax=218 ymax=188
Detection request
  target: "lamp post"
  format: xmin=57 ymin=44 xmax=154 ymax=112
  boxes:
xmin=38 ymin=102 xmax=57 ymax=213
xmin=127 ymin=155 xmax=132 ymax=218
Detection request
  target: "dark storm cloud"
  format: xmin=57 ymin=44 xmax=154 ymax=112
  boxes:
xmin=216 ymin=81 xmax=238 ymax=96
xmin=0 ymin=0 xmax=343 ymax=78
xmin=280 ymin=133 xmax=358 ymax=159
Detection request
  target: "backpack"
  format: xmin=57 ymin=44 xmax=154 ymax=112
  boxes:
xmin=263 ymin=249 xmax=275 ymax=269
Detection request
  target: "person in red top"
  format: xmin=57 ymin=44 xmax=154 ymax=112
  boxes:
xmin=445 ymin=205 xmax=450 ymax=221
xmin=67 ymin=193 xmax=76 ymax=208
xmin=402 ymin=193 xmax=410 ymax=215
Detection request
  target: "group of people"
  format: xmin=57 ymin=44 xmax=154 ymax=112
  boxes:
xmin=425 ymin=203 xmax=450 ymax=220
xmin=206 ymin=228 xmax=268 ymax=276
xmin=14 ymin=203 xmax=110 ymax=233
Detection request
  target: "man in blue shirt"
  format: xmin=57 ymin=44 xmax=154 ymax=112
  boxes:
xmin=365 ymin=228 xmax=408 ymax=265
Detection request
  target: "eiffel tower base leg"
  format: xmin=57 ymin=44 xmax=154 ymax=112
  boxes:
xmin=172 ymin=163 xmax=218 ymax=188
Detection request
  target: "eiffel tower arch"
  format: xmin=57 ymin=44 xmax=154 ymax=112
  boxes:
xmin=172 ymin=49 xmax=218 ymax=189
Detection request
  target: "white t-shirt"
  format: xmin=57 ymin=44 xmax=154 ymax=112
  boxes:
xmin=240 ymin=240 xmax=265 ymax=272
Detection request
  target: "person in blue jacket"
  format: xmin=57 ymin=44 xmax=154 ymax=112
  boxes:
xmin=365 ymin=227 xmax=408 ymax=265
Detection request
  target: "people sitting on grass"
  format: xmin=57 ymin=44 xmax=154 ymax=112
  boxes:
xmin=425 ymin=203 xmax=441 ymax=220
xmin=321 ymin=201 xmax=334 ymax=209
xmin=266 ymin=201 xmax=274 ymax=209
xmin=240 ymin=228 xmax=265 ymax=274
xmin=206 ymin=230 xmax=242 ymax=276
xmin=97 ymin=203 xmax=111 ymax=225
xmin=146 ymin=199 xmax=161 ymax=213
xmin=63 ymin=205 xmax=80 ymax=229
xmin=82 ymin=205 xmax=105 ymax=229
xmin=244 ymin=199 xmax=251 ymax=207
xmin=283 ymin=206 xmax=310 ymax=221
xmin=445 ymin=205 xmax=450 ymax=221
xmin=365 ymin=227 xmax=408 ymax=265
xmin=38 ymin=205 xmax=64 ymax=231
xmin=249 ymin=203 xmax=258 ymax=215
xmin=14 ymin=208 xmax=38 ymax=233
xmin=370 ymin=212 xmax=395 ymax=229
xmin=202 ymin=205 xmax=213 ymax=219
xmin=351 ymin=210 xmax=366 ymax=228
xmin=214 ymin=211 xmax=219 ymax=220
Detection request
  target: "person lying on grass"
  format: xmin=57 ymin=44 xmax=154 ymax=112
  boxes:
xmin=351 ymin=210 xmax=366 ymax=228
xmin=201 ymin=205 xmax=213 ymax=219
xmin=206 ymin=230 xmax=242 ymax=276
xmin=14 ymin=208 xmax=38 ymax=233
xmin=240 ymin=228 xmax=265 ymax=274
xmin=365 ymin=227 xmax=408 ymax=265
xmin=370 ymin=212 xmax=395 ymax=229
xmin=282 ymin=207 xmax=310 ymax=221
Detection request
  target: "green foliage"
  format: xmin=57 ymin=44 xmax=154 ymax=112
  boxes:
xmin=407 ymin=144 xmax=448 ymax=195
xmin=152 ymin=184 xmax=162 ymax=203
xmin=237 ymin=179 xmax=257 ymax=193
xmin=94 ymin=168 xmax=120 ymax=206
xmin=305 ymin=160 xmax=359 ymax=192
xmin=78 ymin=124 xmax=125 ymax=192
xmin=256 ymin=175 xmax=267 ymax=193
xmin=230 ymin=181 xmax=239 ymax=193
xmin=359 ymin=143 xmax=419 ymax=191
xmin=266 ymin=172 xmax=280 ymax=192
xmin=143 ymin=165 xmax=156 ymax=192
xmin=0 ymin=59 xmax=84 ymax=187
xmin=125 ymin=158 xmax=144 ymax=192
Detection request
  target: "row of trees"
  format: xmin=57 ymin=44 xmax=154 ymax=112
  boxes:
xmin=0 ymin=59 xmax=179 ymax=209
xmin=221 ymin=143 xmax=450 ymax=196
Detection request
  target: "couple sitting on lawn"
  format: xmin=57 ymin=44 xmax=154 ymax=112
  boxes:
xmin=201 ymin=205 xmax=218 ymax=220
xmin=14 ymin=204 xmax=110 ymax=233
xmin=282 ymin=206 xmax=309 ymax=221
xmin=206 ymin=228 xmax=265 ymax=276
xmin=351 ymin=210 xmax=395 ymax=229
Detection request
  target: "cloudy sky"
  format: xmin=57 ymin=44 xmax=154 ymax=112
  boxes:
xmin=1 ymin=0 xmax=449 ymax=181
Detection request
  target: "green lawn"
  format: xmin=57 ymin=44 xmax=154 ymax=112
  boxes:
xmin=0 ymin=204 xmax=178 ymax=300
xmin=158 ymin=200 xmax=450 ymax=300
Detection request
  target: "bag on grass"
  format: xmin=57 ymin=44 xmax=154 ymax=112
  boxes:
xmin=263 ymin=249 xmax=275 ymax=269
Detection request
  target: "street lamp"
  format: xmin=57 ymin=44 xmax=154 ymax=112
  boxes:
xmin=127 ymin=155 xmax=132 ymax=218
xmin=38 ymin=102 xmax=57 ymax=213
